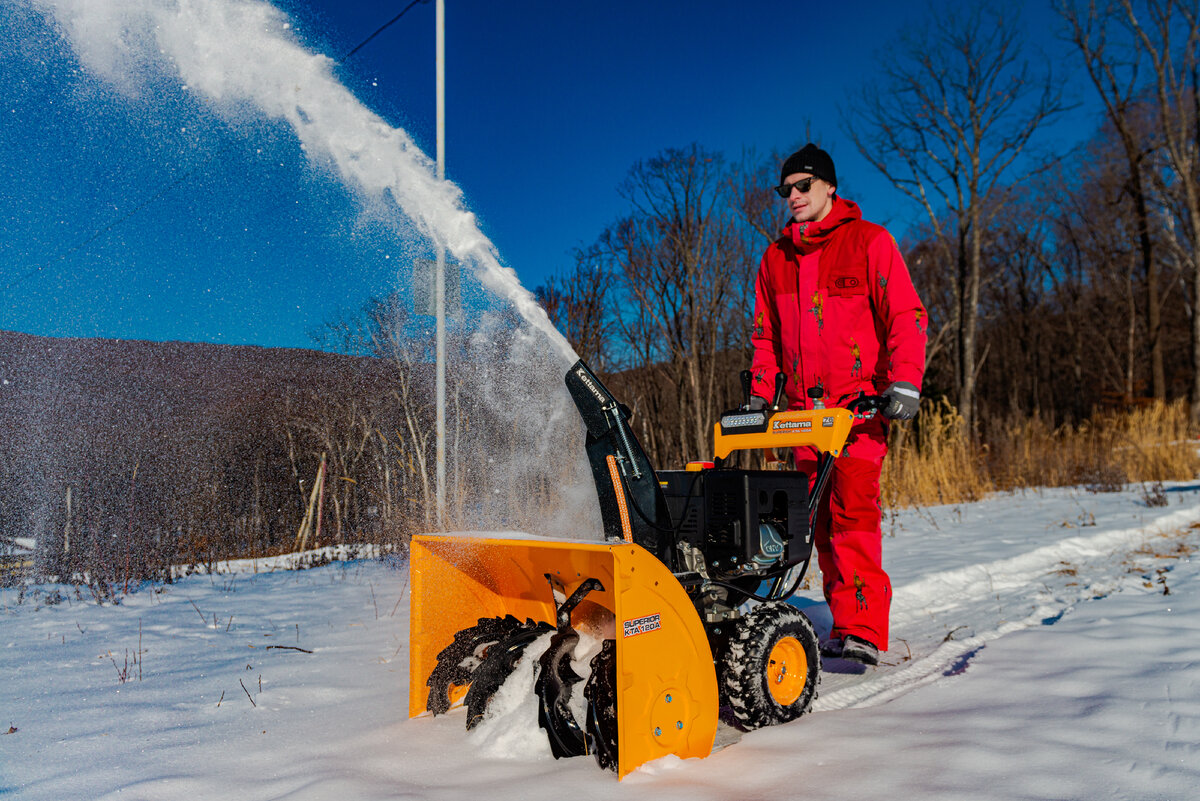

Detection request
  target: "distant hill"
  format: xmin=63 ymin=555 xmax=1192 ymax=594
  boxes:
xmin=0 ymin=330 xmax=415 ymax=578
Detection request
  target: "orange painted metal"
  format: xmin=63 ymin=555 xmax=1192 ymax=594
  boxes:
xmin=605 ymin=454 xmax=634 ymax=542
xmin=765 ymin=636 xmax=808 ymax=706
xmin=408 ymin=534 xmax=718 ymax=779
xmin=712 ymin=407 xmax=855 ymax=460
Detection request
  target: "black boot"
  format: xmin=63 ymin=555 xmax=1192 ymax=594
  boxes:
xmin=819 ymin=638 xmax=844 ymax=658
xmin=840 ymin=635 xmax=879 ymax=666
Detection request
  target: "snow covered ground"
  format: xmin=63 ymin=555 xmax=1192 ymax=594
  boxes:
xmin=3 ymin=482 xmax=1199 ymax=800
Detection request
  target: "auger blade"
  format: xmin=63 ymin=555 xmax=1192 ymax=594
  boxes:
xmin=583 ymin=639 xmax=619 ymax=771
xmin=535 ymin=628 xmax=589 ymax=759
xmin=425 ymin=615 xmax=525 ymax=716
xmin=464 ymin=622 xmax=553 ymax=730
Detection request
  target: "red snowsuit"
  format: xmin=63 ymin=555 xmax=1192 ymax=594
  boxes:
xmin=750 ymin=195 xmax=926 ymax=649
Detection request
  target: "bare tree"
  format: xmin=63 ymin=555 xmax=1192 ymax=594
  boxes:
xmin=1060 ymin=138 xmax=1152 ymax=402
xmin=1058 ymin=0 xmax=1179 ymax=402
xmin=1115 ymin=0 xmax=1200 ymax=421
xmin=732 ymin=146 xmax=794 ymax=247
xmin=980 ymin=208 xmax=1054 ymax=417
xmin=536 ymin=251 xmax=614 ymax=370
xmin=597 ymin=145 xmax=753 ymax=463
xmin=359 ymin=296 xmax=439 ymax=531
xmin=844 ymin=4 xmax=1069 ymax=435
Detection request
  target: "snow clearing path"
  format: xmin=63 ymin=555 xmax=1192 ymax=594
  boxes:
xmin=2 ymin=482 xmax=1198 ymax=800
xmin=805 ymin=484 xmax=1200 ymax=712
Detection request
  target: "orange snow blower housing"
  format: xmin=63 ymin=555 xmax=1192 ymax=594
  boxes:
xmin=409 ymin=360 xmax=882 ymax=778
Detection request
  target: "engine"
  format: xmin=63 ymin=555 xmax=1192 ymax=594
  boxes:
xmin=658 ymin=468 xmax=811 ymax=582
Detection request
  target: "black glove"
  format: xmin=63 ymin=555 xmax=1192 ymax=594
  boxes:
xmin=746 ymin=395 xmax=769 ymax=411
xmin=881 ymin=382 xmax=920 ymax=420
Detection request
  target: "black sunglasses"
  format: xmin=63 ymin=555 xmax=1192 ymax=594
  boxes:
xmin=774 ymin=176 xmax=818 ymax=197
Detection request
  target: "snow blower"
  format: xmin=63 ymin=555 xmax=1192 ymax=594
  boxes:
xmin=409 ymin=359 xmax=884 ymax=778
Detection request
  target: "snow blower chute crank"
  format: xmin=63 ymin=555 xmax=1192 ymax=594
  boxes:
xmin=409 ymin=360 xmax=885 ymax=778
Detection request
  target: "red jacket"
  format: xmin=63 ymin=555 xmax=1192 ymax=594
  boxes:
xmin=750 ymin=196 xmax=927 ymax=410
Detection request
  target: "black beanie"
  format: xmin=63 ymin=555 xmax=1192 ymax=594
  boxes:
xmin=780 ymin=143 xmax=837 ymax=187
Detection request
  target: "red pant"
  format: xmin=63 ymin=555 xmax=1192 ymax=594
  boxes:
xmin=795 ymin=416 xmax=891 ymax=649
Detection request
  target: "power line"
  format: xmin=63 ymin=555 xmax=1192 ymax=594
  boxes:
xmin=3 ymin=2 xmax=431 ymax=295
xmin=341 ymin=0 xmax=430 ymax=62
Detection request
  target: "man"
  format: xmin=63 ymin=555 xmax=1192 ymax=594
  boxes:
xmin=748 ymin=143 xmax=927 ymax=665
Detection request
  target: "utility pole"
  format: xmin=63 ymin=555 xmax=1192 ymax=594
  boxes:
xmin=434 ymin=0 xmax=446 ymax=528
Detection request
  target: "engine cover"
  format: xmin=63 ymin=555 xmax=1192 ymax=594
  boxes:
xmin=658 ymin=469 xmax=812 ymax=576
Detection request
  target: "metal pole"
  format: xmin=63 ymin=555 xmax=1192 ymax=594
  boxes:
xmin=434 ymin=0 xmax=446 ymax=528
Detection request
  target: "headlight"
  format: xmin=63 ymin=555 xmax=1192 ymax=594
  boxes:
xmin=720 ymin=411 xmax=767 ymax=429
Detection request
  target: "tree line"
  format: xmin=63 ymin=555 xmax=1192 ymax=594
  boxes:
xmin=0 ymin=332 xmax=443 ymax=588
xmin=538 ymin=0 xmax=1200 ymax=467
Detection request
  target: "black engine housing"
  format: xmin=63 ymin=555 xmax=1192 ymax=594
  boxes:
xmin=658 ymin=469 xmax=811 ymax=580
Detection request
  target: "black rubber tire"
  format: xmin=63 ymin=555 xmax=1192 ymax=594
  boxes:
xmin=719 ymin=602 xmax=820 ymax=730
xmin=583 ymin=639 xmax=618 ymax=772
xmin=464 ymin=622 xmax=554 ymax=730
xmin=426 ymin=615 xmax=525 ymax=715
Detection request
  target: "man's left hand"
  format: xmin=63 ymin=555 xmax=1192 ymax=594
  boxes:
xmin=882 ymin=382 xmax=920 ymax=420
xmin=745 ymin=395 xmax=769 ymax=412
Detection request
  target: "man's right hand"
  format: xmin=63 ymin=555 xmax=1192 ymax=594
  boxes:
xmin=746 ymin=395 xmax=769 ymax=411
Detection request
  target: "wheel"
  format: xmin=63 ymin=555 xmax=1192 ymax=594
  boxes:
xmin=719 ymin=602 xmax=820 ymax=730
xmin=583 ymin=639 xmax=618 ymax=771
xmin=425 ymin=615 xmax=526 ymax=715
xmin=464 ymin=621 xmax=554 ymax=730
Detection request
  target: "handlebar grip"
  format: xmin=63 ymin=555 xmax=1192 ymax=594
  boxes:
xmin=846 ymin=394 xmax=888 ymax=414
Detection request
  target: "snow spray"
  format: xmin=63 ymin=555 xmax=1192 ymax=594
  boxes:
xmin=31 ymin=0 xmax=601 ymax=538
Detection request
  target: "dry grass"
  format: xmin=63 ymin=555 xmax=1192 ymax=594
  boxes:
xmin=882 ymin=398 xmax=989 ymax=509
xmin=882 ymin=399 xmax=1200 ymax=509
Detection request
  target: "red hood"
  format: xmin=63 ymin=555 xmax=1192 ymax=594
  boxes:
xmin=786 ymin=196 xmax=862 ymax=254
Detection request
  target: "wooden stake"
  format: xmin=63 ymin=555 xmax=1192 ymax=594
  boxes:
xmin=293 ymin=453 xmax=327 ymax=554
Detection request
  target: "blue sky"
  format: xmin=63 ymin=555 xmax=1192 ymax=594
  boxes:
xmin=0 ymin=0 xmax=1091 ymax=350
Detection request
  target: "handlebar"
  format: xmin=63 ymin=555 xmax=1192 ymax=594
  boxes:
xmin=734 ymin=371 xmax=889 ymax=418
xmin=846 ymin=394 xmax=888 ymax=416
xmin=735 ymin=393 xmax=888 ymax=416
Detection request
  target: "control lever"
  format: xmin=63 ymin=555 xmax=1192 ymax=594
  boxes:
xmin=772 ymin=372 xmax=787 ymax=411
xmin=740 ymin=370 xmax=752 ymax=409
xmin=808 ymin=386 xmax=825 ymax=410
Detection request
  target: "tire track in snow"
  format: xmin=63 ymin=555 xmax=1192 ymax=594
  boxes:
xmin=815 ymin=502 xmax=1200 ymax=711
